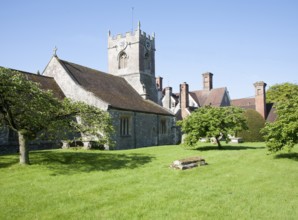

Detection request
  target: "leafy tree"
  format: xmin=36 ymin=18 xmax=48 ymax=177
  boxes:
xmin=238 ymin=109 xmax=265 ymax=142
xmin=0 ymin=68 xmax=114 ymax=165
xmin=178 ymin=106 xmax=247 ymax=148
xmin=262 ymin=92 xmax=298 ymax=152
xmin=266 ymin=82 xmax=298 ymax=103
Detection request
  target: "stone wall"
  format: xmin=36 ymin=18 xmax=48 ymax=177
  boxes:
xmin=0 ymin=142 xmax=61 ymax=155
xmin=43 ymin=57 xmax=109 ymax=110
xmin=109 ymin=109 xmax=176 ymax=150
xmin=0 ymin=126 xmax=9 ymax=146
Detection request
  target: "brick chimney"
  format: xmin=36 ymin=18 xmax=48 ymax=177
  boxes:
xmin=180 ymin=82 xmax=189 ymax=119
xmin=202 ymin=72 xmax=213 ymax=90
xmin=163 ymin=87 xmax=172 ymax=110
xmin=156 ymin=76 xmax=163 ymax=91
xmin=254 ymin=81 xmax=267 ymax=119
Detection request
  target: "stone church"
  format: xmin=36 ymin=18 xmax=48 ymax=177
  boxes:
xmin=0 ymin=23 xmax=178 ymax=151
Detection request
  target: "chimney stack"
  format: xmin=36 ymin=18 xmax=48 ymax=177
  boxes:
xmin=156 ymin=76 xmax=163 ymax=91
xmin=254 ymin=81 xmax=267 ymax=119
xmin=202 ymin=72 xmax=213 ymax=90
xmin=163 ymin=87 xmax=172 ymax=110
xmin=180 ymin=82 xmax=189 ymax=119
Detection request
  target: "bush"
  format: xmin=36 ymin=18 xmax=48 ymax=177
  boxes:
xmin=238 ymin=109 xmax=265 ymax=142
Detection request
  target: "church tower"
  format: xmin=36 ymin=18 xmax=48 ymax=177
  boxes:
xmin=108 ymin=22 xmax=158 ymax=103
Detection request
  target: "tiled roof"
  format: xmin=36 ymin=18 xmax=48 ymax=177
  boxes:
xmin=231 ymin=98 xmax=277 ymax=122
xmin=2 ymin=67 xmax=65 ymax=100
xmin=231 ymin=98 xmax=256 ymax=110
xmin=191 ymin=87 xmax=227 ymax=106
xmin=58 ymin=59 xmax=173 ymax=116
xmin=266 ymin=103 xmax=277 ymax=122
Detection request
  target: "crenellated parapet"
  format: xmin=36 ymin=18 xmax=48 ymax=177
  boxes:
xmin=108 ymin=30 xmax=155 ymax=40
xmin=108 ymin=21 xmax=155 ymax=50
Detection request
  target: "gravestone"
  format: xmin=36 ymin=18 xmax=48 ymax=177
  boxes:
xmin=170 ymin=156 xmax=207 ymax=170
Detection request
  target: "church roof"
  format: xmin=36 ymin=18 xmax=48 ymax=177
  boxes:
xmin=190 ymin=87 xmax=228 ymax=107
xmin=1 ymin=67 xmax=65 ymax=100
xmin=57 ymin=59 xmax=173 ymax=116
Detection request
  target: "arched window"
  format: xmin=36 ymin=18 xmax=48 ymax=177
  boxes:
xmin=119 ymin=52 xmax=127 ymax=69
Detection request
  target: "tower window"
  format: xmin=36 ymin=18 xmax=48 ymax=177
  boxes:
xmin=119 ymin=52 xmax=128 ymax=69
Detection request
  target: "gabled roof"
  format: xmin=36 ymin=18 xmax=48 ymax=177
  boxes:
xmin=190 ymin=87 xmax=227 ymax=107
xmin=266 ymin=103 xmax=277 ymax=122
xmin=1 ymin=67 xmax=65 ymax=100
xmin=57 ymin=59 xmax=172 ymax=116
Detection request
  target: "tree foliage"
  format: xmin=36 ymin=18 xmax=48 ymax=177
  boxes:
xmin=178 ymin=106 xmax=247 ymax=148
xmin=0 ymin=68 xmax=114 ymax=164
xmin=262 ymin=86 xmax=298 ymax=152
xmin=266 ymin=82 xmax=298 ymax=103
xmin=238 ymin=109 xmax=265 ymax=142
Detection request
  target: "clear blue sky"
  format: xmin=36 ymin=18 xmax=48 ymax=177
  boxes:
xmin=1 ymin=0 xmax=297 ymax=99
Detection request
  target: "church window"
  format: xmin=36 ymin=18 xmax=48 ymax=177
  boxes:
xmin=120 ymin=116 xmax=130 ymax=136
xmin=160 ymin=119 xmax=167 ymax=134
xmin=119 ymin=52 xmax=127 ymax=69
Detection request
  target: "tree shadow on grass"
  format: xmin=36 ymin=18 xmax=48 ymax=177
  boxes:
xmin=193 ymin=145 xmax=265 ymax=151
xmin=0 ymin=156 xmax=19 ymax=169
xmin=274 ymin=153 xmax=298 ymax=161
xmin=30 ymin=151 xmax=155 ymax=175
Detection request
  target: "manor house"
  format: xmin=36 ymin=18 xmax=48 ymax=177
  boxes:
xmin=157 ymin=72 xmax=276 ymax=122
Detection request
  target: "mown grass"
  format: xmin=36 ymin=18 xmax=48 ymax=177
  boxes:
xmin=0 ymin=142 xmax=297 ymax=220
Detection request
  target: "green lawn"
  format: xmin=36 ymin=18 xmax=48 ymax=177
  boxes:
xmin=0 ymin=142 xmax=297 ymax=220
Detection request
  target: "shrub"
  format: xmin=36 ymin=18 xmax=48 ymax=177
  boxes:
xmin=238 ymin=109 xmax=265 ymax=142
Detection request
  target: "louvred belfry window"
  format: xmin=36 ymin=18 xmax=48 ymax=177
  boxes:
xmin=119 ymin=52 xmax=127 ymax=69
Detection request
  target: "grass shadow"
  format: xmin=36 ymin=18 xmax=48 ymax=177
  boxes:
xmin=274 ymin=152 xmax=298 ymax=161
xmin=30 ymin=150 xmax=155 ymax=175
xmin=0 ymin=156 xmax=19 ymax=169
xmin=193 ymin=145 xmax=265 ymax=151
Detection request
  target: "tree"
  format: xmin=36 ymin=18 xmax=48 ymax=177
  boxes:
xmin=238 ymin=109 xmax=265 ymax=142
xmin=0 ymin=68 xmax=114 ymax=165
xmin=262 ymin=86 xmax=298 ymax=152
xmin=178 ymin=106 xmax=247 ymax=148
xmin=266 ymin=82 xmax=298 ymax=103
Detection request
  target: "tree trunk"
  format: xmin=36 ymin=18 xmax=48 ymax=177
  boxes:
xmin=215 ymin=137 xmax=222 ymax=149
xmin=18 ymin=131 xmax=30 ymax=165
